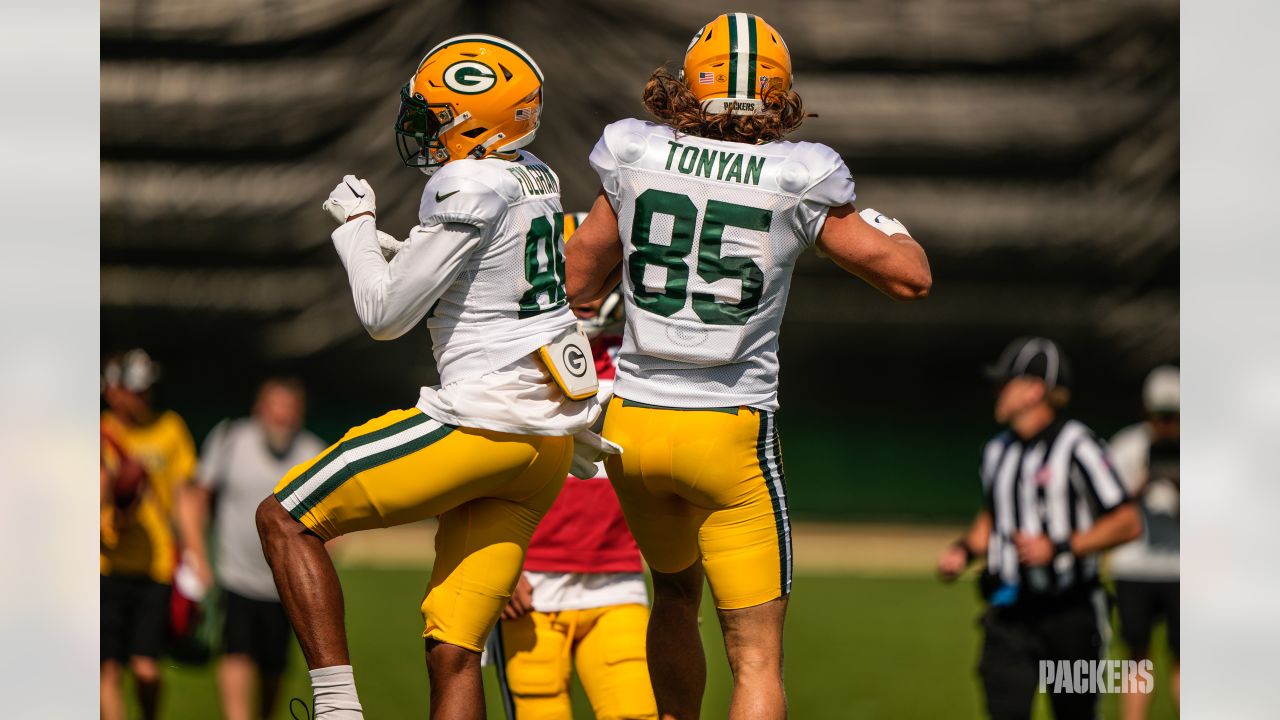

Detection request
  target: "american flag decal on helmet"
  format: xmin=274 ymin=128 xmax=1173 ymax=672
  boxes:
xmin=698 ymin=71 xmax=715 ymax=84
xmin=514 ymin=107 xmax=533 ymax=121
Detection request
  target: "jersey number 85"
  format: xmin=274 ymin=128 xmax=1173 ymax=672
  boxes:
xmin=628 ymin=189 xmax=769 ymax=326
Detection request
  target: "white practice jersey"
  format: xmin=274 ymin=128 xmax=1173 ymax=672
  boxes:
xmin=1107 ymin=423 xmax=1180 ymax=580
xmin=332 ymin=151 xmax=596 ymax=435
xmin=590 ymin=118 xmax=856 ymax=410
xmin=416 ymin=152 xmax=576 ymax=384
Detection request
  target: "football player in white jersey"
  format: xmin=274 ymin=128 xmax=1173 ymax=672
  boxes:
xmin=564 ymin=14 xmax=932 ymax=719
xmin=255 ymin=35 xmax=606 ymax=720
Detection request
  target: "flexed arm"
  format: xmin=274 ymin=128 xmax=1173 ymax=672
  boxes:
xmin=323 ymin=175 xmax=484 ymax=340
xmin=333 ymin=217 xmax=482 ymax=340
xmin=817 ymin=205 xmax=932 ymax=301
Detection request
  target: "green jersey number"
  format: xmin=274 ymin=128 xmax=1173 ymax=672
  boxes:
xmin=628 ymin=189 xmax=769 ymax=326
xmin=518 ymin=212 xmax=567 ymax=318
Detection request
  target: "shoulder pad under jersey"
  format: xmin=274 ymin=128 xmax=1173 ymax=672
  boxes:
xmin=589 ymin=118 xmax=661 ymax=204
xmin=418 ymin=159 xmax=515 ymax=229
xmin=787 ymin=141 xmax=856 ymax=208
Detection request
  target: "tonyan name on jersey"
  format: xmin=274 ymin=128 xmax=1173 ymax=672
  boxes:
xmin=589 ymin=118 xmax=856 ymax=411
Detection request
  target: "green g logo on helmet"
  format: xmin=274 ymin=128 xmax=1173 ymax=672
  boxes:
xmin=443 ymin=61 xmax=497 ymax=94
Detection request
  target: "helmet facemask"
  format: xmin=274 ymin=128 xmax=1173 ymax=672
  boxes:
xmin=395 ymin=84 xmax=455 ymax=176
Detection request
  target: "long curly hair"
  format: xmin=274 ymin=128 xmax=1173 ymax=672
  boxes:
xmin=642 ymin=66 xmax=810 ymax=144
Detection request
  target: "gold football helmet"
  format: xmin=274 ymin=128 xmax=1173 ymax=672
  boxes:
xmin=396 ymin=34 xmax=544 ymax=174
xmin=682 ymin=13 xmax=792 ymax=116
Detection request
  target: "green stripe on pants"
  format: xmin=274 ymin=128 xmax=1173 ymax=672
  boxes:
xmin=290 ymin=423 xmax=456 ymax=519
xmin=275 ymin=412 xmax=433 ymax=505
xmin=756 ymin=410 xmax=789 ymax=596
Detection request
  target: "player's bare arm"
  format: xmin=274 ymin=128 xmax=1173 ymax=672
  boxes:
xmin=1014 ymin=501 xmax=1143 ymax=566
xmin=817 ymin=203 xmax=932 ymax=301
xmin=565 ymin=189 xmax=623 ymax=305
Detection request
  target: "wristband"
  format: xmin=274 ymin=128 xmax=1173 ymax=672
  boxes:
xmin=1053 ymin=539 xmax=1074 ymax=558
xmin=858 ymin=207 xmax=911 ymax=237
xmin=952 ymin=538 xmax=974 ymax=564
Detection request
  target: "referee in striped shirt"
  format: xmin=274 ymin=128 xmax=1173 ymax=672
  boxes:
xmin=937 ymin=337 xmax=1143 ymax=720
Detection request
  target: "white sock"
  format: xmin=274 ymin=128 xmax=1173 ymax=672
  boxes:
xmin=308 ymin=665 xmax=364 ymax=719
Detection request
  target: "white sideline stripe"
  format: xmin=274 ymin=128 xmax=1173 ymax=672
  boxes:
xmin=734 ymin=13 xmax=751 ymax=98
xmin=280 ymin=419 xmax=444 ymax=512
xmin=329 ymin=519 xmax=973 ymax=572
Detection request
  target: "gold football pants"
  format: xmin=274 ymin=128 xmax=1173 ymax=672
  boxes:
xmin=603 ymin=397 xmax=793 ymax=609
xmin=273 ymin=408 xmax=572 ymax=652
xmin=495 ymin=603 xmax=656 ymax=719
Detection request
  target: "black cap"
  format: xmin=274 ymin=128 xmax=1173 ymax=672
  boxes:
xmin=984 ymin=337 xmax=1072 ymax=390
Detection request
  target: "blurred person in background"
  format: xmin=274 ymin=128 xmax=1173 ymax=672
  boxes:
xmin=491 ymin=222 xmax=657 ymax=720
xmin=178 ymin=378 xmax=326 ymax=720
xmin=937 ymin=337 xmax=1143 ymax=720
xmin=1108 ymin=365 xmax=1180 ymax=719
xmin=100 ymin=349 xmax=198 ymax=720
xmin=255 ymin=35 xmax=609 ymax=720
xmin=567 ymin=13 xmax=931 ymax=719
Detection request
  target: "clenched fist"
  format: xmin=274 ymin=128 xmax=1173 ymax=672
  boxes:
xmin=322 ymin=175 xmax=377 ymax=225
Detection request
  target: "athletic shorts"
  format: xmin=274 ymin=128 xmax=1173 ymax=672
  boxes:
xmin=222 ymin=589 xmax=292 ymax=673
xmin=272 ymin=408 xmax=572 ymax=653
xmin=1114 ymin=579 xmax=1180 ymax=657
xmin=494 ymin=604 xmax=656 ymax=720
xmin=101 ymin=574 xmax=170 ymax=663
xmin=602 ymin=397 xmax=792 ymax=610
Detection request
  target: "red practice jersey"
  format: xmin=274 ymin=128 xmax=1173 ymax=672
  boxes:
xmin=523 ymin=335 xmax=643 ymax=574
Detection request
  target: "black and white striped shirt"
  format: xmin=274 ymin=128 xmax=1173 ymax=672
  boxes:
xmin=981 ymin=418 xmax=1129 ymax=595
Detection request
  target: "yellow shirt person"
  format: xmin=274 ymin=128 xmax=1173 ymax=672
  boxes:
xmin=100 ymin=349 xmax=200 ymax=720
xmin=101 ymin=408 xmax=197 ymax=584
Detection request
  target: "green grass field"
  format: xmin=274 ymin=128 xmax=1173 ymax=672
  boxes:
xmin=130 ymin=567 xmax=1177 ymax=719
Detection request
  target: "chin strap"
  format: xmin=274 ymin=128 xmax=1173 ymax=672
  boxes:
xmin=469 ymin=132 xmax=509 ymax=159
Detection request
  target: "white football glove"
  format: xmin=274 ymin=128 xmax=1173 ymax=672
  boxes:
xmin=376 ymin=230 xmax=405 ymax=261
xmin=322 ymin=175 xmax=376 ymax=225
xmin=858 ymin=207 xmax=910 ymax=237
xmin=569 ymin=430 xmax=623 ymax=480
